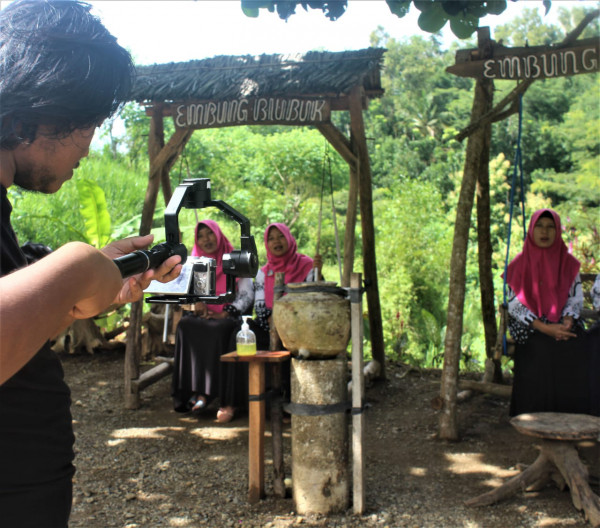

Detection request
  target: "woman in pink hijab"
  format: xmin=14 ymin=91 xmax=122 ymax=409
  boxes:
xmin=253 ymin=223 xmax=321 ymax=337
xmin=172 ymin=220 xmax=254 ymax=423
xmin=244 ymin=223 xmax=322 ymax=404
xmin=504 ymin=209 xmax=589 ymax=416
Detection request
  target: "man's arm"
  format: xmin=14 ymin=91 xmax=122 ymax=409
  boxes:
xmin=0 ymin=242 xmax=122 ymax=384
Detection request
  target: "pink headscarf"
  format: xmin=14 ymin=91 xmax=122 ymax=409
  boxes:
xmin=191 ymin=220 xmax=234 ymax=313
xmin=261 ymin=223 xmax=314 ymax=309
xmin=504 ymin=209 xmax=580 ymax=323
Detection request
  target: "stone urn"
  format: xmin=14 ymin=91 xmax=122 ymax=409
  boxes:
xmin=272 ymin=282 xmax=350 ymax=358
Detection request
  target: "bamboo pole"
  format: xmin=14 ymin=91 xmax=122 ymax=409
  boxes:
xmin=351 ymin=273 xmax=365 ymax=514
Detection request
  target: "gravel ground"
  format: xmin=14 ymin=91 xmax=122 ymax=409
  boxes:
xmin=62 ymin=350 xmax=593 ymax=528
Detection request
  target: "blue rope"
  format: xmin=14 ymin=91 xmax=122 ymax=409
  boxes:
xmin=501 ymin=94 xmax=527 ymax=355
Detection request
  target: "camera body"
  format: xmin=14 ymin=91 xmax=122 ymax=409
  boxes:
xmin=191 ymin=256 xmax=217 ymax=296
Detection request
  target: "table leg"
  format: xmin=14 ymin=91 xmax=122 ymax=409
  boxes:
xmin=270 ymin=362 xmax=286 ymax=498
xmin=248 ymin=361 xmax=265 ymax=503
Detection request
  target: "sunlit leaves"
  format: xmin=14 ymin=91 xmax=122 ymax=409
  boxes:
xmin=241 ymin=0 xmax=517 ymax=38
xmin=76 ymin=179 xmax=112 ymax=248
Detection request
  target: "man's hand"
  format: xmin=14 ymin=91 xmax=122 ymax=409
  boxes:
xmin=102 ymin=235 xmax=183 ymax=305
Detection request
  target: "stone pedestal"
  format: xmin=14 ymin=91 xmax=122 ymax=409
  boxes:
xmin=290 ymin=356 xmax=349 ymax=514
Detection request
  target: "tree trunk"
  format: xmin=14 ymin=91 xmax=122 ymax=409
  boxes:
xmin=475 ymin=112 xmax=502 ymax=383
xmin=439 ymin=29 xmax=494 ymax=440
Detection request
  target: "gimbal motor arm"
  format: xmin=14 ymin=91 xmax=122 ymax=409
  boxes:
xmin=133 ymin=178 xmax=259 ymax=305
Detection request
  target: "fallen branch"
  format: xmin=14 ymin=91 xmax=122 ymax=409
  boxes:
xmin=458 ymin=379 xmax=512 ymax=398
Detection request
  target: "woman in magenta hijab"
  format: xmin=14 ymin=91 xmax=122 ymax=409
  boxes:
xmin=172 ymin=220 xmax=254 ymax=423
xmin=505 ymin=209 xmax=589 ymax=416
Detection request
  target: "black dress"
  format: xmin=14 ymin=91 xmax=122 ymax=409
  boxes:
xmin=507 ymin=280 xmax=594 ymax=416
xmin=171 ymin=278 xmax=254 ymax=413
xmin=509 ymin=326 xmax=592 ymax=416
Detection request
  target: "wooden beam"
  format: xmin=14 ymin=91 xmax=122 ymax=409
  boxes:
xmin=316 ymin=122 xmax=357 ymax=169
xmin=458 ymin=379 xmax=511 ymax=398
xmin=133 ymin=361 xmax=173 ymax=392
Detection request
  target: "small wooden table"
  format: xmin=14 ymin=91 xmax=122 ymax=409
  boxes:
xmin=466 ymin=412 xmax=600 ymax=527
xmin=220 ymin=350 xmax=291 ymax=503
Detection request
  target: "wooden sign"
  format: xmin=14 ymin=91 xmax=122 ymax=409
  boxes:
xmin=172 ymin=97 xmax=331 ymax=130
xmin=447 ymin=37 xmax=600 ymax=80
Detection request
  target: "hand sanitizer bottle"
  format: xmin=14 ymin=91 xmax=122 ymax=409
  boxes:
xmin=236 ymin=316 xmax=257 ymax=356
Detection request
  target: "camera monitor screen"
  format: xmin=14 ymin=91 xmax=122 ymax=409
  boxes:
xmin=144 ymin=260 xmax=195 ymax=295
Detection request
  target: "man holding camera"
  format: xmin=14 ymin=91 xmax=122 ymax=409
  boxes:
xmin=0 ymin=1 xmax=182 ymax=525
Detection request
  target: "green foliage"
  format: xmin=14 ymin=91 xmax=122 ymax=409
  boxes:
xmin=240 ymin=0 xmax=528 ymax=38
xmin=11 ymin=151 xmax=154 ymax=249
xmin=374 ymin=181 xmax=453 ymax=365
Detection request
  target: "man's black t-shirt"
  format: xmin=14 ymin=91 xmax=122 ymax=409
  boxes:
xmin=0 ymin=185 xmax=75 ymax=490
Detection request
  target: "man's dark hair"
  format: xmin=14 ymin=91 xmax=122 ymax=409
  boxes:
xmin=0 ymin=0 xmax=135 ymax=149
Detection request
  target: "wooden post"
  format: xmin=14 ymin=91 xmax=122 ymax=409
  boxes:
xmin=348 ymin=85 xmax=386 ymax=380
xmin=351 ymin=273 xmax=365 ymax=514
xmin=124 ymin=106 xmax=165 ymax=409
xmin=124 ymin=110 xmax=194 ymax=408
xmin=124 ymin=300 xmax=143 ymax=409
xmin=248 ymin=361 xmax=266 ymax=503
xmin=439 ymin=28 xmax=494 ymax=440
xmin=475 ymin=94 xmax=502 ymax=383
xmin=270 ymin=272 xmax=286 ymax=498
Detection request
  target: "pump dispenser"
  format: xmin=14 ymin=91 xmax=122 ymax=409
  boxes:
xmin=236 ymin=315 xmax=257 ymax=356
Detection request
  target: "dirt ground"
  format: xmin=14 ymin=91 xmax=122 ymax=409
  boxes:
xmin=61 ymin=349 xmax=595 ymax=528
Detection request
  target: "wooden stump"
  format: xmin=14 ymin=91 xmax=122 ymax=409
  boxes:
xmin=466 ymin=413 xmax=600 ymax=527
xmin=51 ymin=318 xmax=107 ymax=355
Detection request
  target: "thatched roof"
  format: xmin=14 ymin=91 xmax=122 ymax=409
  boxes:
xmin=130 ymin=48 xmax=385 ymax=103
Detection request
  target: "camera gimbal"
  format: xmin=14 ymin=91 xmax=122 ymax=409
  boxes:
xmin=113 ymin=178 xmax=259 ymax=305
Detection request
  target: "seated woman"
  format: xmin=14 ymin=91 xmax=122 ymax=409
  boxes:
xmin=504 ymin=209 xmax=589 ymax=416
xmin=171 ymin=220 xmax=253 ymax=423
xmin=252 ymin=222 xmax=322 ymax=349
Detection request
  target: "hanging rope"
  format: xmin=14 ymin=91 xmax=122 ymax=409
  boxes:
xmin=328 ymin=152 xmax=343 ymax=285
xmin=315 ymin=144 xmax=326 ymax=259
xmin=501 ymin=93 xmax=527 ymax=355
xmin=315 ymin=143 xmax=343 ymax=284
